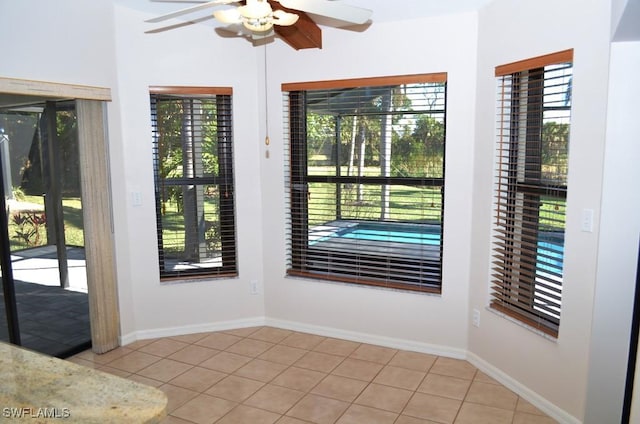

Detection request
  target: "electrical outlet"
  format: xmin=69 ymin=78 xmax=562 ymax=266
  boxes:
xmin=250 ymin=280 xmax=259 ymax=295
xmin=472 ymin=309 xmax=480 ymax=327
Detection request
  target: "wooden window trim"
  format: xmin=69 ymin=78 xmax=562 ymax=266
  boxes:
xmin=149 ymin=86 xmax=233 ymax=96
xmin=287 ymin=270 xmax=442 ymax=294
xmin=491 ymin=303 xmax=559 ymax=338
xmin=495 ymin=49 xmax=573 ymax=76
xmin=282 ymin=73 xmax=447 ymax=92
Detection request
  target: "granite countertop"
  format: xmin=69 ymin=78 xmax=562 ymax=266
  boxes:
xmin=0 ymin=342 xmax=167 ymax=423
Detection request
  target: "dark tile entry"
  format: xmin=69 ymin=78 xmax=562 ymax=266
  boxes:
xmin=0 ymin=247 xmax=90 ymax=358
xmin=0 ymin=279 xmax=90 ymax=357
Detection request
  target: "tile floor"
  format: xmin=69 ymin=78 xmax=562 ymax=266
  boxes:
xmin=68 ymin=326 xmax=558 ymax=424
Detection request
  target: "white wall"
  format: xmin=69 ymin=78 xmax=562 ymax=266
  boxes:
xmin=585 ymin=40 xmax=640 ymax=424
xmin=260 ymin=12 xmax=479 ymax=353
xmin=109 ymin=0 xmax=268 ymax=340
xmin=468 ymin=0 xmax=612 ymax=421
xmin=0 ymin=0 xmax=116 ymax=87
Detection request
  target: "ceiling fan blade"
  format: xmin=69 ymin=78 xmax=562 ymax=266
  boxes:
xmin=145 ymin=0 xmax=239 ymax=23
xmin=275 ymin=0 xmax=371 ymax=25
xmin=272 ymin=10 xmax=299 ymax=26
xmin=213 ymin=8 xmax=243 ymax=24
xmin=145 ymin=15 xmax=215 ymax=33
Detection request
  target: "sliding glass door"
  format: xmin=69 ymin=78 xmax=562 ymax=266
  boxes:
xmin=0 ymin=100 xmax=90 ymax=357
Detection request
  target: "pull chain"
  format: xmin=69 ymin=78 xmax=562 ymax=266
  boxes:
xmin=264 ymin=43 xmax=270 ymax=149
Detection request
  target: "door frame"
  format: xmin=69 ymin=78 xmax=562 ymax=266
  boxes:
xmin=0 ymin=77 xmax=120 ymax=353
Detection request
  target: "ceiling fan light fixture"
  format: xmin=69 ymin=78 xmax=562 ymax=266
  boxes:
xmin=239 ymin=0 xmax=272 ymax=19
xmin=236 ymin=0 xmax=277 ymax=32
xmin=243 ymin=16 xmax=274 ymax=32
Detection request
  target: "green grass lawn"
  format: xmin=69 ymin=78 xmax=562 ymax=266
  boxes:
xmin=8 ymin=195 xmax=84 ymax=252
xmin=159 ymin=195 xmax=220 ymax=256
xmin=307 ymin=183 xmax=564 ymax=231
xmin=308 ymin=182 xmax=443 ymax=226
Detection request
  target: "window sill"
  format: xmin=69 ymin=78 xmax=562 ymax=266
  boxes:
xmin=486 ymin=306 xmax=559 ymax=342
xmin=160 ymin=273 xmax=238 ymax=285
xmin=286 ymin=272 xmax=442 ymax=297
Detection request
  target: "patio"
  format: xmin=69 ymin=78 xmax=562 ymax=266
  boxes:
xmin=0 ymin=246 xmax=90 ymax=357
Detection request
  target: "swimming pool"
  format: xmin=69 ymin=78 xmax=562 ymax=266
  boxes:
xmin=310 ymin=220 xmax=564 ymax=272
xmin=309 ymin=221 xmax=440 ymax=259
xmin=303 ymin=221 xmax=441 ymax=289
xmin=537 ymin=241 xmax=565 ymax=274
xmin=327 ymin=222 xmax=440 ymax=245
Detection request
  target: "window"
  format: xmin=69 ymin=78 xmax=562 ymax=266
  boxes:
xmin=283 ymin=74 xmax=447 ymax=293
xmin=150 ymin=87 xmax=237 ymax=279
xmin=491 ymin=50 xmax=573 ymax=337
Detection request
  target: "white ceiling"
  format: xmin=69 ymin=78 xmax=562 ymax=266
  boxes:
xmin=339 ymin=0 xmax=495 ymax=21
xmin=613 ymin=0 xmax=640 ymax=41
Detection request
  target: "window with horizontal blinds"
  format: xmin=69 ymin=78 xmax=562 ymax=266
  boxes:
xmin=284 ymin=74 xmax=447 ymax=293
xmin=150 ymin=88 xmax=237 ymax=279
xmin=492 ymin=50 xmax=573 ymax=337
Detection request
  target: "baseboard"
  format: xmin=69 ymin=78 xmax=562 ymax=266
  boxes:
xmin=264 ymin=317 xmax=467 ymax=359
xmin=120 ymin=317 xmax=465 ymax=358
xmin=119 ymin=316 xmax=266 ymax=346
xmin=465 ymin=352 xmax=581 ymax=424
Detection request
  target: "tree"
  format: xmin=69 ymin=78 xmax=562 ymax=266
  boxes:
xmin=392 ymin=115 xmax=444 ymax=178
xmin=541 ymin=121 xmax=569 ymax=184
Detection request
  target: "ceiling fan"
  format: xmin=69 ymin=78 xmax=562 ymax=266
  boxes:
xmin=146 ymin=0 xmax=373 ymax=49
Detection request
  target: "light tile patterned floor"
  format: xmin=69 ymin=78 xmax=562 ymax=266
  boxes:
xmin=68 ymin=326 xmax=558 ymax=424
